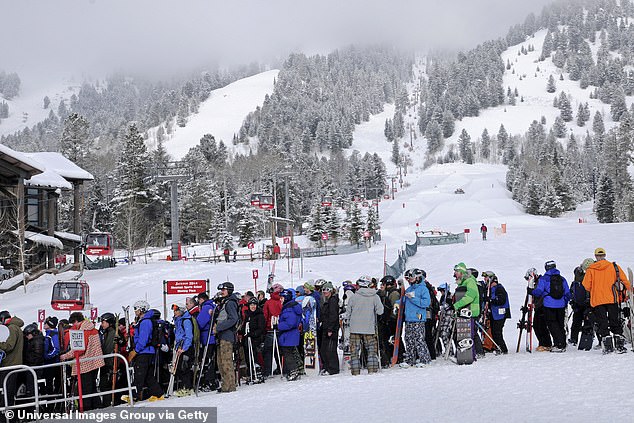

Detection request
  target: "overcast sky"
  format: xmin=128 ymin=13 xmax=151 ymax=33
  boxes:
xmin=4 ymin=0 xmax=556 ymax=78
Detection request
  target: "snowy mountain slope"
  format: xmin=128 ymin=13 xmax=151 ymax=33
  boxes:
xmin=445 ymin=28 xmax=620 ymax=147
xmin=147 ymin=70 xmax=279 ymax=160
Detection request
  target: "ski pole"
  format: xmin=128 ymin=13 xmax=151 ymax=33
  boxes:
xmin=474 ymin=320 xmax=502 ymax=352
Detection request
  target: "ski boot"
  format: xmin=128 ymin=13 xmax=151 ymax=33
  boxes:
xmin=614 ymin=335 xmax=627 ymax=354
xmin=602 ymin=336 xmax=614 ymax=354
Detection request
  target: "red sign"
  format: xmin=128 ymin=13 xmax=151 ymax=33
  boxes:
xmin=38 ymin=309 xmax=45 ymax=323
xmin=392 ymin=188 xmax=397 ymax=192
xmin=383 ymin=194 xmax=390 ymax=200
xmin=464 ymin=228 xmax=470 ymax=233
xmin=247 ymin=241 xmax=254 ymax=249
xmin=166 ymin=279 xmax=207 ymax=295
xmin=252 ymin=270 xmax=259 ymax=280
xmin=283 ymin=236 xmax=290 ymax=244
xmin=321 ymin=233 xmax=329 ymax=241
xmin=90 ymin=307 xmax=98 ymax=321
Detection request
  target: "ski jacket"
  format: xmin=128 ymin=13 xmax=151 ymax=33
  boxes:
xmin=402 ymin=282 xmax=431 ymax=323
xmin=532 ymin=269 xmax=570 ymax=308
xmin=277 ymin=300 xmax=302 ymax=347
xmin=174 ymin=311 xmax=194 ymax=352
xmin=132 ymin=309 xmax=157 ymax=355
xmin=242 ymin=307 xmax=265 ymax=346
xmin=583 ymin=260 xmax=631 ymax=307
xmin=453 ymin=276 xmax=481 ymax=318
xmin=60 ymin=319 xmax=105 ymax=375
xmin=346 ymin=287 xmax=384 ymax=335
xmin=264 ymin=292 xmax=283 ymax=331
xmin=0 ymin=316 xmax=24 ymax=367
xmin=23 ymin=332 xmax=45 ymax=367
xmin=310 ymin=290 xmax=321 ymax=320
xmin=301 ymin=295 xmax=316 ymax=331
xmin=215 ymin=294 xmax=240 ymax=343
xmin=45 ymin=328 xmax=61 ymax=363
xmin=197 ymin=299 xmax=216 ymax=345
xmin=489 ymin=284 xmax=511 ymax=320
xmin=99 ymin=326 xmax=116 ymax=367
xmin=320 ymin=294 xmax=340 ymax=334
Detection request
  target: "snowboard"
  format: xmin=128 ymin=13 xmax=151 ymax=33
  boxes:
xmin=454 ymin=287 xmax=474 ymax=365
xmin=434 ymin=304 xmax=453 ymax=357
xmin=302 ymin=296 xmax=319 ymax=374
xmin=578 ymin=309 xmax=594 ymax=351
xmin=391 ymin=282 xmax=406 ymax=366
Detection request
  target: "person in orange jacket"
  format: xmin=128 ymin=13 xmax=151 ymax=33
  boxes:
xmin=582 ymin=247 xmax=631 ymax=353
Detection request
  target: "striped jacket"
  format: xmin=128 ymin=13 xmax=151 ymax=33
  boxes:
xmin=61 ymin=319 xmax=105 ymax=375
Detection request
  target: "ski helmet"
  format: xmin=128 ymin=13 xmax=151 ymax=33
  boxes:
xmin=280 ymin=289 xmax=295 ymax=303
xmin=482 ymin=271 xmax=496 ymax=279
xmin=217 ymin=282 xmax=234 ymax=293
xmin=524 ymin=268 xmax=537 ymax=280
xmin=133 ymin=300 xmax=150 ymax=312
xmin=468 ymin=268 xmax=479 ymax=279
xmin=0 ymin=311 xmax=10 ymax=325
xmin=44 ymin=316 xmax=58 ymax=328
xmin=380 ymin=275 xmax=396 ymax=287
xmin=100 ymin=312 xmax=116 ymax=326
xmin=437 ymin=283 xmax=449 ymax=291
xmin=356 ymin=275 xmax=372 ymax=288
xmin=314 ymin=279 xmax=326 ymax=288
xmin=247 ymin=297 xmax=259 ymax=306
xmin=23 ymin=323 xmax=39 ymax=336
xmin=404 ymin=268 xmax=424 ymax=281
xmin=544 ymin=260 xmax=557 ymax=271
xmin=581 ymin=258 xmax=594 ymax=271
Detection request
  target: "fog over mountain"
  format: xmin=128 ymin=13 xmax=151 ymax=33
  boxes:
xmin=5 ymin=0 xmax=556 ymax=78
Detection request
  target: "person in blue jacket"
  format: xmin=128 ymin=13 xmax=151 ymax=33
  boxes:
xmin=486 ymin=273 xmax=511 ymax=354
xmin=277 ymin=289 xmax=303 ymax=381
xmin=196 ymin=292 xmax=217 ymax=391
xmin=173 ymin=305 xmax=194 ymax=395
xmin=398 ymin=268 xmax=432 ymax=367
xmin=126 ymin=300 xmax=163 ymax=402
xmin=529 ymin=260 xmax=571 ymax=353
xmin=43 ymin=316 xmax=61 ymax=396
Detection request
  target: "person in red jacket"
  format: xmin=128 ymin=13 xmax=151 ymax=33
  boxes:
xmin=262 ymin=283 xmax=284 ymax=377
xmin=272 ymin=243 xmax=281 ymax=260
xmin=480 ymin=223 xmax=488 ymax=241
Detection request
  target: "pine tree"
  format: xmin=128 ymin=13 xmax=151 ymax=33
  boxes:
xmin=553 ymin=116 xmax=567 ymax=138
xmin=558 ymin=92 xmax=573 ymax=122
xmin=391 ymin=140 xmax=400 ymax=165
xmin=481 ymin=128 xmax=491 ymax=160
xmin=596 ymin=174 xmax=615 ymax=223
xmin=497 ymin=124 xmax=508 ymax=157
xmin=323 ymin=205 xmax=342 ymax=245
xmin=611 ymin=88 xmax=627 ymax=122
xmin=308 ymin=203 xmax=326 ymax=247
xmin=365 ymin=205 xmax=379 ymax=239
xmin=592 ymin=111 xmax=605 ymax=136
xmin=458 ymin=129 xmax=473 ymax=164
xmin=43 ymin=96 xmax=50 ymax=109
xmin=425 ymin=120 xmax=443 ymax=154
xmin=347 ymin=202 xmax=364 ymax=247
xmin=60 ymin=113 xmax=92 ymax=170
xmin=441 ymin=110 xmax=455 ymax=138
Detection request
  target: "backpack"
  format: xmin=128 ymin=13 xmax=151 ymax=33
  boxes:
xmin=144 ymin=316 xmax=172 ymax=349
xmin=43 ymin=335 xmax=58 ymax=361
xmin=549 ymin=274 xmax=565 ymax=300
xmin=570 ymin=281 xmax=588 ymax=306
xmin=425 ymin=282 xmax=440 ymax=318
xmin=183 ymin=317 xmax=201 ymax=360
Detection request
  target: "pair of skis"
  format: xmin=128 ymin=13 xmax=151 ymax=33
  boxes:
xmin=165 ymin=340 xmax=184 ymax=398
xmin=391 ymin=282 xmax=406 ymax=366
xmin=194 ymin=308 xmax=217 ymax=395
xmin=516 ymin=275 xmax=535 ymax=353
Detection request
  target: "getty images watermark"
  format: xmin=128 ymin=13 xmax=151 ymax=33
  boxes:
xmin=9 ymin=407 xmax=217 ymax=423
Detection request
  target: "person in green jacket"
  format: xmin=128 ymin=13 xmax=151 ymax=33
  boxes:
xmin=0 ymin=310 xmax=24 ymax=408
xmin=452 ymin=263 xmax=480 ymax=318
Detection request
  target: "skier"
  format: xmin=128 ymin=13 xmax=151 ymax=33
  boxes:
xmin=398 ymin=268 xmax=432 ymax=368
xmin=0 ymin=311 xmax=23 ymax=409
xmin=277 ymin=289 xmax=303 ymax=381
xmin=582 ymin=248 xmax=631 ymax=353
xmin=240 ymin=297 xmax=265 ymax=383
xmin=319 ymin=282 xmax=340 ymax=375
xmin=378 ymin=275 xmax=400 ymax=366
xmin=487 ymin=274 xmax=511 ymax=354
xmin=22 ymin=323 xmax=45 ymax=398
xmin=346 ymin=275 xmax=384 ymax=375
xmin=60 ymin=312 xmax=105 ymax=410
xmin=43 ymin=316 xmax=62 ymax=397
xmin=122 ymin=301 xmax=164 ymax=403
xmin=438 ymin=283 xmax=452 ymax=306
xmin=422 ymin=274 xmax=440 ymax=360
xmin=263 ymin=283 xmax=284 ymax=378
xmin=272 ymin=243 xmax=281 ymax=260
xmin=480 ymin=223 xmax=487 ymax=241
xmin=196 ymin=292 xmax=217 ymax=391
xmin=214 ymin=282 xmax=240 ymax=392
xmin=568 ymin=258 xmax=594 ymax=346
xmin=525 ymin=268 xmax=551 ymax=352
xmin=223 ymin=247 xmax=230 ymax=263
xmin=172 ymin=305 xmax=194 ymax=396
xmin=529 ymin=261 xmax=570 ymax=353
xmin=98 ymin=312 xmax=117 ymax=407
xmin=451 ymin=263 xmax=480 ymax=361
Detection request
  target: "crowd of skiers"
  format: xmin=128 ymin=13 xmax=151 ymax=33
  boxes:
xmin=0 ymin=246 xmax=630 ymax=414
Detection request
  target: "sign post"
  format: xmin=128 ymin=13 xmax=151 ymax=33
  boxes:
xmin=163 ymin=279 xmax=210 ymax=318
xmin=69 ymin=330 xmax=86 ymax=412
xmin=464 ymin=228 xmax=470 ymax=242
xmin=247 ymin=241 xmax=254 ymax=261
xmin=252 ymin=269 xmax=259 ymax=292
xmin=90 ymin=307 xmax=98 ymax=323
xmin=37 ymin=309 xmax=45 ymax=332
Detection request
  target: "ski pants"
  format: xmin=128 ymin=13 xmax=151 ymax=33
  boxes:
xmin=280 ymin=346 xmax=302 ymax=377
xmin=263 ymin=331 xmax=281 ymax=377
xmin=133 ymin=353 xmax=163 ymax=400
xmin=218 ymin=339 xmax=236 ymax=392
xmin=349 ymin=333 xmax=379 ymax=375
xmin=570 ymin=305 xmax=587 ymax=343
xmin=594 ymin=303 xmax=623 ymax=338
xmin=176 ymin=348 xmax=193 ymax=390
xmin=320 ymin=331 xmax=340 ymax=375
xmin=490 ymin=318 xmax=508 ymax=354
xmin=544 ymin=307 xmax=566 ymax=349
xmin=403 ymin=322 xmax=431 ymax=366
xmin=99 ymin=365 xmax=114 ymax=408
xmin=425 ymin=319 xmax=437 ymax=360
xmin=78 ymin=368 xmax=100 ymax=410
xmin=199 ymin=343 xmax=217 ymax=388
xmin=533 ymin=306 xmax=552 ymax=347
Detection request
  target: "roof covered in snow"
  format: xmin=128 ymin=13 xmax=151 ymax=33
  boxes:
xmin=0 ymin=144 xmax=44 ymax=178
xmin=54 ymin=231 xmax=82 ymax=243
xmin=25 ymin=169 xmax=73 ymax=190
xmin=24 ymin=152 xmax=94 ymax=182
xmin=12 ymin=230 xmax=64 ymax=249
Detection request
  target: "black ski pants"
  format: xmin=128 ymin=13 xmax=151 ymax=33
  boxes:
xmin=544 ymin=307 xmax=566 ymax=349
xmin=176 ymin=348 xmax=193 ymax=390
xmin=569 ymin=305 xmax=587 ymax=343
xmin=133 ymin=353 xmax=163 ymax=400
xmin=199 ymin=343 xmax=217 ymax=388
xmin=425 ymin=319 xmax=437 ymax=359
xmin=594 ymin=303 xmax=623 ymax=338
xmin=490 ymin=318 xmax=508 ymax=353
xmin=533 ymin=306 xmax=552 ymax=347
xmin=320 ymin=332 xmax=339 ymax=374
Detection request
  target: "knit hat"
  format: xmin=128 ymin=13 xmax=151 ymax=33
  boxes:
xmin=271 ymin=283 xmax=284 ymax=293
xmin=581 ymin=258 xmax=595 ymax=271
xmin=322 ymin=281 xmax=335 ymax=291
xmin=453 ymin=262 xmax=468 ymax=274
xmin=303 ymin=281 xmax=315 ymax=291
xmin=594 ymin=247 xmax=606 ymax=256
xmin=44 ymin=316 xmax=59 ymax=328
xmin=295 ymin=286 xmax=305 ymax=296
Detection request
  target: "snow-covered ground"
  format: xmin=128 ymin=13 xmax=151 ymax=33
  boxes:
xmin=3 ymin=160 xmax=633 ymax=422
xmin=148 ymin=70 xmax=279 ymax=160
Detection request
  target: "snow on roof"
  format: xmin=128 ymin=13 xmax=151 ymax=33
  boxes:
xmin=25 ymin=169 xmax=73 ymax=190
xmin=0 ymin=143 xmax=45 ymax=175
xmin=11 ymin=230 xmax=64 ymax=249
xmin=54 ymin=231 xmax=82 ymax=243
xmin=24 ymin=152 xmax=94 ymax=181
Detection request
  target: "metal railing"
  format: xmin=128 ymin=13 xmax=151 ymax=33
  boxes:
xmin=1 ymin=353 xmax=135 ymax=422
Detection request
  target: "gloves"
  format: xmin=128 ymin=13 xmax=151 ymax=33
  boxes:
xmin=405 ymin=292 xmax=415 ymax=299
xmin=526 ymin=287 xmax=534 ymax=295
xmin=160 ymin=344 xmax=169 ymax=353
xmin=623 ymin=307 xmax=631 ymax=318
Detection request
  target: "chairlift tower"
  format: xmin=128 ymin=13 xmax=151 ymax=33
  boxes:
xmin=156 ymin=162 xmax=189 ymax=261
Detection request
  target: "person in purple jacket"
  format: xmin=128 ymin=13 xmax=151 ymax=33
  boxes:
xmin=276 ymin=289 xmax=303 ymax=381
